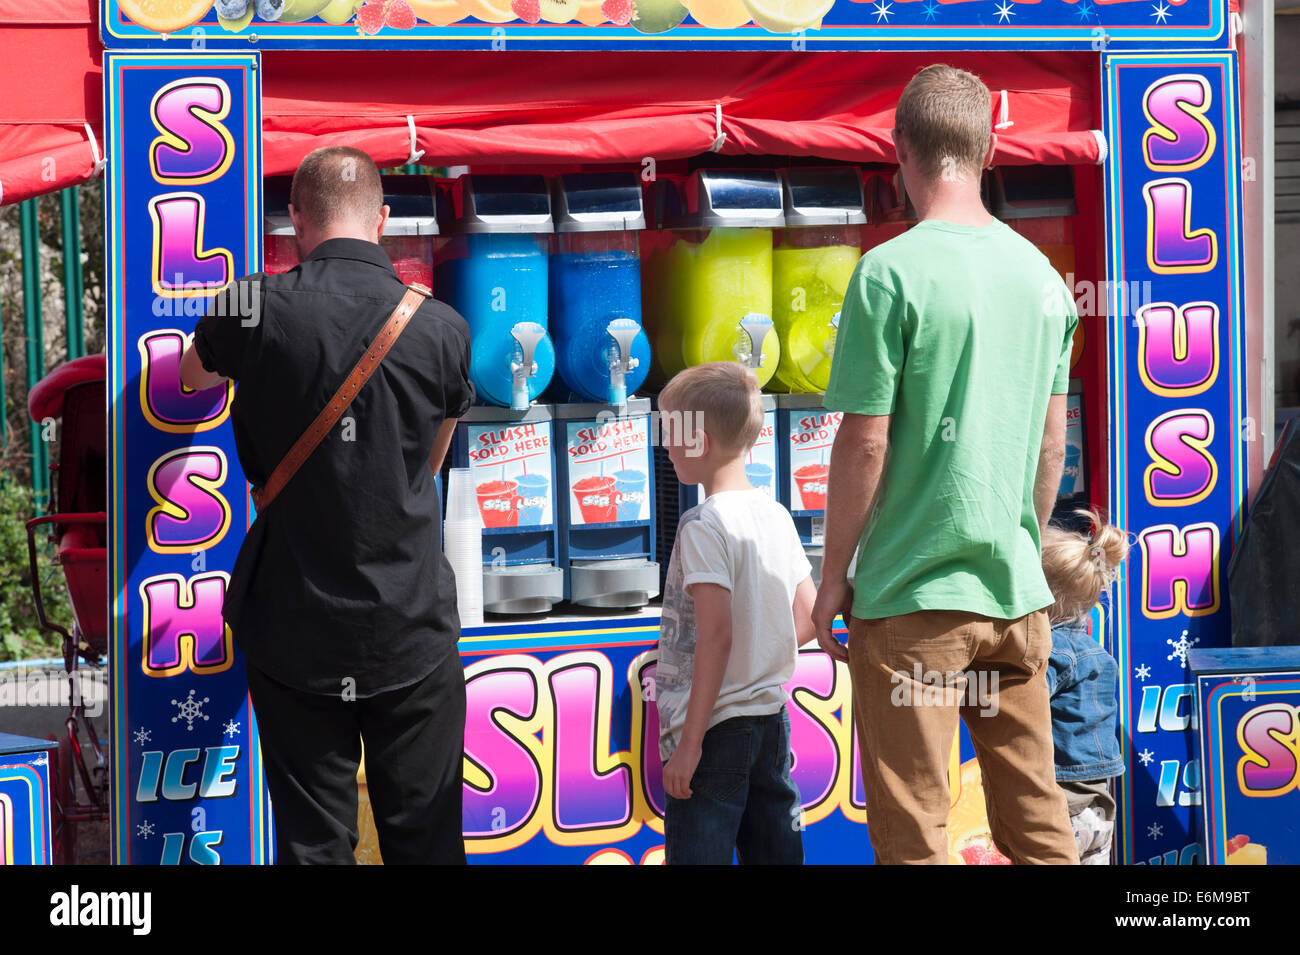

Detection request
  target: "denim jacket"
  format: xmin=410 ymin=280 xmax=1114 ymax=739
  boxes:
xmin=1045 ymin=621 xmax=1125 ymax=781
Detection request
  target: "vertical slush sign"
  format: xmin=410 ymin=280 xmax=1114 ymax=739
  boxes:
xmin=106 ymin=54 xmax=269 ymax=864
xmin=1103 ymin=52 xmax=1246 ymax=864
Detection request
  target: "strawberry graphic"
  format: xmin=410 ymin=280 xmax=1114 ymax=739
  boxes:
xmin=512 ymin=0 xmax=542 ymax=20
xmin=385 ymin=0 xmax=417 ymax=27
xmin=1227 ymin=834 xmax=1250 ymax=855
xmin=601 ymin=0 xmax=633 ymax=23
xmin=355 ymin=0 xmax=385 ymax=32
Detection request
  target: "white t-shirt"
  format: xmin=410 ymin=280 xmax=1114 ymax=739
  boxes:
xmin=656 ymin=489 xmax=813 ymax=762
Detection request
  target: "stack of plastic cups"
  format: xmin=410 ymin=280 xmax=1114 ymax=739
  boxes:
xmin=444 ymin=468 xmax=484 ymax=628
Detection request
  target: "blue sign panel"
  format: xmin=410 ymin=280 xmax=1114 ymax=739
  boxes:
xmin=0 ymin=742 xmax=54 ymax=866
xmin=106 ymin=53 xmax=271 ymax=864
xmin=1102 ymin=51 xmax=1247 ymax=865
xmin=1192 ymin=648 xmax=1300 ymax=866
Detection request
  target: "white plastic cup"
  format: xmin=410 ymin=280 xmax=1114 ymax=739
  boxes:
xmin=443 ymin=514 xmax=484 ymax=628
xmin=446 ymin=468 xmax=480 ymax=524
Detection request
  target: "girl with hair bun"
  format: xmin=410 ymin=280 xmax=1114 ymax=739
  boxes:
xmin=1040 ymin=511 xmax=1131 ymax=864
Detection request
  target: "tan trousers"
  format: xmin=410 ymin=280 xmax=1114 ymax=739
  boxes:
xmin=848 ymin=610 xmax=1080 ymax=865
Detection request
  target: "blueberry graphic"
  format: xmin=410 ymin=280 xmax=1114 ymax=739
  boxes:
xmin=215 ymin=0 xmax=250 ymax=16
xmin=255 ymin=0 xmax=285 ymax=19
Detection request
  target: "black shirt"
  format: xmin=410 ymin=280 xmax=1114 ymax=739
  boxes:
xmin=193 ymin=238 xmax=474 ymax=697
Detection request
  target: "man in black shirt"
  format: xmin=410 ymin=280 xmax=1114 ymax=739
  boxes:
xmin=179 ymin=147 xmax=473 ymax=864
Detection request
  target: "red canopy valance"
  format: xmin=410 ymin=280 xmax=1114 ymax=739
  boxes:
xmin=0 ymin=1 xmax=1102 ymax=205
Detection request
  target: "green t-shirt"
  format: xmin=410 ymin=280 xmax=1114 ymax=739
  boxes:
xmin=823 ymin=218 xmax=1078 ymax=621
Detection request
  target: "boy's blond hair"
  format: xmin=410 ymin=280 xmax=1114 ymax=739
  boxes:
xmin=894 ymin=64 xmax=992 ymax=181
xmin=659 ymin=362 xmax=763 ymax=455
xmin=1041 ymin=510 xmax=1131 ymax=625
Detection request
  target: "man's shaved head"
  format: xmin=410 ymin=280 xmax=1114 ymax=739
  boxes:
xmin=290 ymin=146 xmax=384 ymax=231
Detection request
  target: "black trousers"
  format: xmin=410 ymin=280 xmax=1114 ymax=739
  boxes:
xmin=245 ymin=652 xmax=467 ymax=865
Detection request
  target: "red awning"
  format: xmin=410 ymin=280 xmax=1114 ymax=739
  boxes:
xmin=0 ymin=2 xmax=1102 ymax=205
xmin=259 ymin=50 xmax=1103 ymax=176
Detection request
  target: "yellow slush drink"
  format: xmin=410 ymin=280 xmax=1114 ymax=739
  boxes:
xmin=677 ymin=227 xmax=779 ymax=387
xmin=772 ymin=243 xmax=859 ymax=393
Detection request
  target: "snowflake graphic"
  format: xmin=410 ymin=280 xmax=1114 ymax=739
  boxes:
xmin=922 ymin=0 xmax=939 ymax=20
xmin=994 ymin=1 xmax=1015 ymax=22
xmin=1074 ymin=0 xmax=1094 ymax=19
xmin=1138 ymin=748 xmax=1155 ymax=766
xmin=1134 ymin=663 xmax=1152 ymax=681
xmin=170 ymin=689 xmax=210 ymax=732
xmin=1151 ymin=1 xmax=1172 ymax=23
xmin=137 ymin=821 xmax=155 ymax=839
xmin=1148 ymin=822 xmax=1163 ymax=839
xmin=871 ymin=0 xmax=893 ymax=22
xmin=133 ymin=727 xmax=152 ymax=746
xmin=1166 ymin=629 xmax=1199 ymax=668
xmin=224 ymin=719 xmax=241 ymax=738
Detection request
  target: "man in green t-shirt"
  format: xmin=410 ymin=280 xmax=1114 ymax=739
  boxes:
xmin=812 ymin=65 xmax=1080 ymax=864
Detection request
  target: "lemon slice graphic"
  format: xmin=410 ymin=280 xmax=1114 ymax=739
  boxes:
xmin=741 ymin=0 xmax=832 ymax=32
xmin=120 ymin=0 xmax=217 ymax=33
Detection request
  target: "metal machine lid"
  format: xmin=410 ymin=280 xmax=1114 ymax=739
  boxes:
xmin=780 ymin=167 xmax=868 ymax=227
xmin=461 ymin=403 xmax=555 ymax=423
xmin=381 ymin=175 xmax=439 ymax=236
xmin=264 ymin=216 xmax=296 ymax=237
xmin=439 ymin=174 xmax=555 ymax=234
xmin=551 ymin=172 xmax=646 ymax=233
xmin=260 ymin=174 xmax=438 ymax=236
xmin=989 ymin=165 xmax=1078 ymax=220
xmin=662 ymin=169 xmax=786 ymax=230
xmin=263 ymin=175 xmax=294 ymax=235
xmin=551 ymin=396 xmax=652 ymax=420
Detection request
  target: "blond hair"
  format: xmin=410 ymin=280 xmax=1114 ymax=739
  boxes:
xmin=1041 ymin=510 xmax=1131 ymax=625
xmin=894 ymin=64 xmax=992 ymax=181
xmin=658 ymin=362 xmax=763 ymax=455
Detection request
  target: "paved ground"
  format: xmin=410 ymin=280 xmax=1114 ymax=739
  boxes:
xmin=1 ymin=662 xmax=111 ymax=864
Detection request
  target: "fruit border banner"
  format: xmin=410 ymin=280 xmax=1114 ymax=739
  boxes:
xmin=1102 ymin=51 xmax=1247 ymax=865
xmin=106 ymin=53 xmax=271 ymax=864
xmin=1193 ymin=651 xmax=1300 ymax=865
xmin=100 ymin=0 xmax=1225 ymax=52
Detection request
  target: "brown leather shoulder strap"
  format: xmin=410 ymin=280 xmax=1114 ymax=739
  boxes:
xmin=250 ymin=283 xmax=433 ymax=514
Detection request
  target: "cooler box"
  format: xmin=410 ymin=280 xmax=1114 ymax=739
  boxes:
xmin=0 ymin=733 xmax=56 ymax=865
xmin=1190 ymin=647 xmax=1300 ymax=866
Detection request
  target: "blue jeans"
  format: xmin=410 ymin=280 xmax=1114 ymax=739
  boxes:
xmin=664 ymin=707 xmax=804 ymax=865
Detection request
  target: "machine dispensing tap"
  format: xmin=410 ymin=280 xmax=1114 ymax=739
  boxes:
xmin=734 ymin=313 xmax=774 ymax=370
xmin=827 ymin=308 xmax=842 ymax=359
xmin=604 ymin=318 xmax=642 ymax=409
xmin=510 ymin=322 xmax=547 ymax=412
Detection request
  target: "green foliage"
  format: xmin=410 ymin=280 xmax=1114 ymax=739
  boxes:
xmin=0 ymin=478 xmax=73 ymax=662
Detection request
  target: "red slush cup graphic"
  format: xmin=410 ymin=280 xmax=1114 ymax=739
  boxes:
xmin=794 ymin=464 xmax=829 ymax=510
xmin=478 ymin=479 xmax=522 ymax=527
xmin=573 ymin=475 xmax=618 ymax=523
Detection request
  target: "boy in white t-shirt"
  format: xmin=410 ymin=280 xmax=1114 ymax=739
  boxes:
xmin=655 ymin=361 xmax=817 ymax=865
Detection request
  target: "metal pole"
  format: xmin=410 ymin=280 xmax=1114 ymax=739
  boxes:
xmin=21 ymin=198 xmax=48 ymax=512
xmin=61 ymin=188 xmax=85 ymax=360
